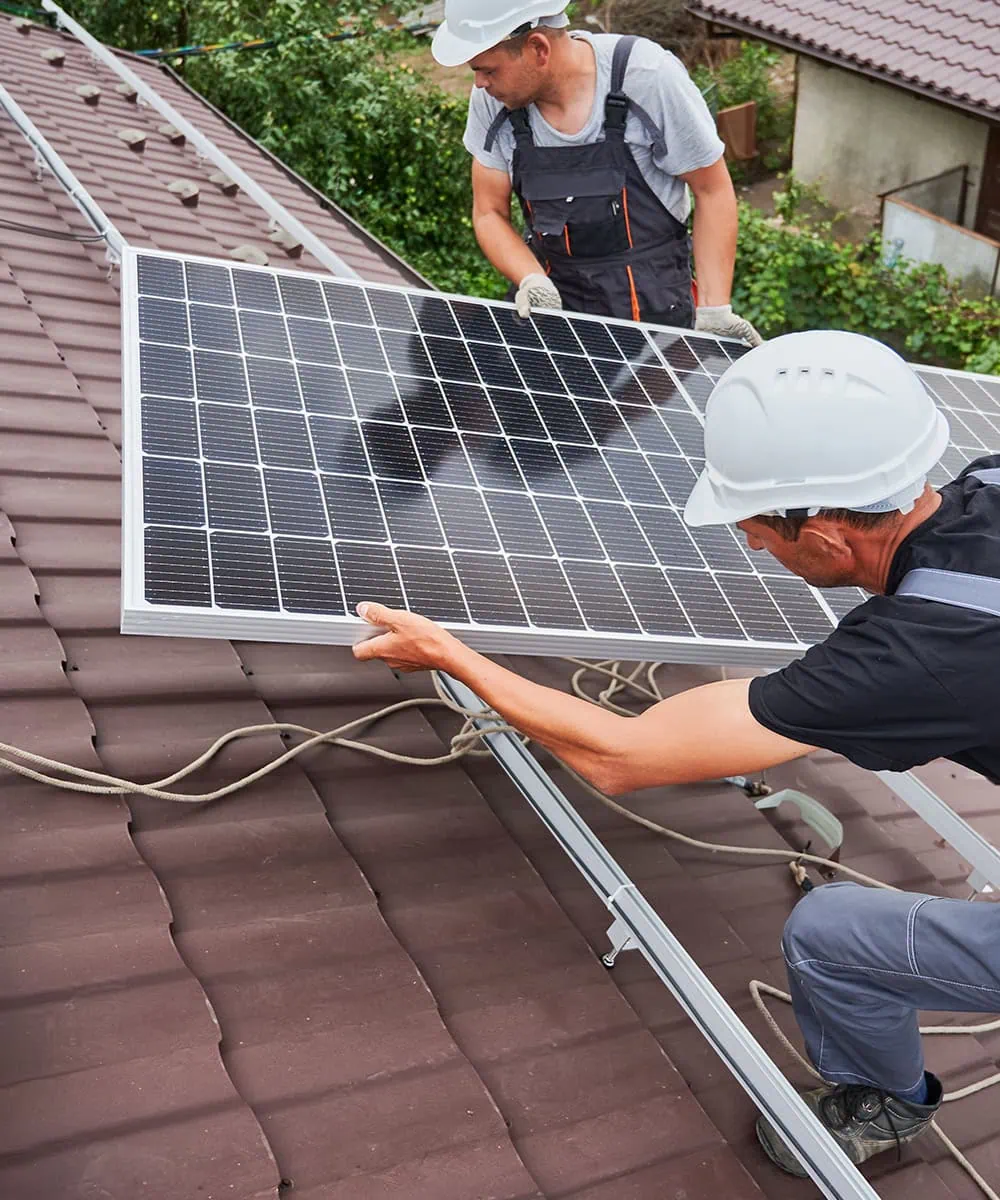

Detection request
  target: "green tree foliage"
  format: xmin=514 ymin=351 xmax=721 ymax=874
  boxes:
xmin=61 ymin=0 xmax=197 ymax=51
xmin=734 ymin=192 xmax=1000 ymax=374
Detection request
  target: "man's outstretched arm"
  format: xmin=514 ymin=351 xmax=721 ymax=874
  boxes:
xmin=352 ymin=603 xmax=815 ymax=794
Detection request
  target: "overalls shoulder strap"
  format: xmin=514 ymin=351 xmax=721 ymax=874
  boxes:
xmin=606 ymin=34 xmax=667 ymax=156
xmin=608 ymin=35 xmax=636 ymax=99
xmin=484 ymin=105 xmax=516 ymax=153
xmin=484 ymin=104 xmax=534 ymax=152
xmin=896 ymin=468 xmax=1000 ymax=617
xmin=483 ymin=36 xmax=668 ymax=156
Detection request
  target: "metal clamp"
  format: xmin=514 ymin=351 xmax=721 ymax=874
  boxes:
xmin=601 ymin=916 xmax=639 ymax=968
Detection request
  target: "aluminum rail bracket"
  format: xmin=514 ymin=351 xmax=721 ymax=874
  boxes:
xmin=438 ymin=673 xmax=882 ymax=1200
xmin=0 ymin=82 xmax=126 ymax=260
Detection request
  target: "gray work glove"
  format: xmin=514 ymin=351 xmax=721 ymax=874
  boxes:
xmin=514 ymin=272 xmax=562 ymax=319
xmin=695 ymin=304 xmax=763 ymax=347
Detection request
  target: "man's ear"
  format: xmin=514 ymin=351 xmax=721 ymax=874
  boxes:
xmin=527 ymin=31 xmax=552 ymax=65
xmin=799 ymin=520 xmax=850 ymax=556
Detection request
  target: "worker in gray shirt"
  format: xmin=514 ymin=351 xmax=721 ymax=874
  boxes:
xmin=432 ymin=0 xmax=761 ymax=342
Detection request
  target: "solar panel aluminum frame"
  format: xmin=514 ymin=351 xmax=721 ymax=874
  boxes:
xmin=123 ymin=248 xmax=1000 ymax=901
xmin=121 ymin=247 xmax=857 ymax=666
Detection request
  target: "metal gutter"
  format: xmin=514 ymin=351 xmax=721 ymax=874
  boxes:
xmin=40 ymin=0 xmax=360 ymax=280
xmin=437 ymin=673 xmax=882 ymax=1200
xmin=0 ymin=80 xmax=126 ymax=260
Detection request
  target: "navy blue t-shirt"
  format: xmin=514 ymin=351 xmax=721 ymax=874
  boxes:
xmin=749 ymin=456 xmax=1000 ymax=783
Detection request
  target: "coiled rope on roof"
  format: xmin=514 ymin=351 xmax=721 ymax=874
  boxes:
xmin=0 ymin=657 xmax=995 ymax=1196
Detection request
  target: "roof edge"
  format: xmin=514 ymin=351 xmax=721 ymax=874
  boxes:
xmin=686 ymin=6 xmax=1000 ymax=124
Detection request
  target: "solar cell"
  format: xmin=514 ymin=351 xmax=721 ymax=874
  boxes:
xmin=121 ymin=249 xmax=989 ymax=665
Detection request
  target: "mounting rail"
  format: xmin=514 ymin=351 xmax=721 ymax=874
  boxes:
xmin=41 ymin=0 xmax=360 ymax=280
xmin=880 ymin=769 xmax=1000 ymax=891
xmin=0 ymin=81 xmax=125 ymax=260
xmin=438 ymin=673 xmax=881 ymax=1200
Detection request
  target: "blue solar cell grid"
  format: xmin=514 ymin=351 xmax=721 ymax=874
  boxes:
xmin=124 ymin=251 xmax=899 ymax=659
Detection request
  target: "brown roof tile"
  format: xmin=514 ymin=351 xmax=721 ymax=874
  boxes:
xmin=0 ymin=16 xmax=425 ymax=288
xmin=687 ymin=0 xmax=1000 ymax=115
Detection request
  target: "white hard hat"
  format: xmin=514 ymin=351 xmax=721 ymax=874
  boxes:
xmin=683 ymin=331 xmax=950 ymax=527
xmin=431 ymin=0 xmax=570 ymax=67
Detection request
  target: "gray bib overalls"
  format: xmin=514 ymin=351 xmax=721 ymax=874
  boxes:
xmin=485 ymin=35 xmax=695 ymax=328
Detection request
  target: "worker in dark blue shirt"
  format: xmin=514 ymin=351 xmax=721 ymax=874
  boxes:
xmin=353 ymin=330 xmax=1000 ymax=1173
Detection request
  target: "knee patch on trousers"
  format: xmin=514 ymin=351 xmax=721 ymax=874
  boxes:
xmin=782 ymin=881 xmax=862 ymax=964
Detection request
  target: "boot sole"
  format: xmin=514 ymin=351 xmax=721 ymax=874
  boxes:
xmin=755 ymin=1117 xmax=809 ymax=1178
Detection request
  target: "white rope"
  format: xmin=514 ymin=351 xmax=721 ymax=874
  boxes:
xmin=0 ymin=694 xmax=511 ymax=801
xmin=2 ymin=655 xmax=995 ymax=1194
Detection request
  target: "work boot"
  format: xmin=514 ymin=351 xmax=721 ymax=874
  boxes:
xmin=755 ymin=1073 xmax=942 ymax=1176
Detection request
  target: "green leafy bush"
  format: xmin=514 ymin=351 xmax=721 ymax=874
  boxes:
xmin=691 ymin=40 xmax=792 ymax=146
xmin=966 ymin=342 xmax=1000 ymax=376
xmin=734 ymin=193 xmax=1000 ymax=374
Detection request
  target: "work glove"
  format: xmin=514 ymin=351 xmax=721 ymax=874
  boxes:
xmin=695 ymin=304 xmax=763 ymax=347
xmin=514 ymin=272 xmax=562 ymax=319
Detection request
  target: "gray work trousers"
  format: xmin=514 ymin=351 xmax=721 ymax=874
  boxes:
xmin=782 ymin=881 xmax=1000 ymax=1097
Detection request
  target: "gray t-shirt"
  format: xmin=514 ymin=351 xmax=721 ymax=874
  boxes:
xmin=462 ymin=32 xmax=724 ymax=224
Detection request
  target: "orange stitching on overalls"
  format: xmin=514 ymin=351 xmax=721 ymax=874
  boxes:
xmin=626 ymin=264 xmax=640 ymax=322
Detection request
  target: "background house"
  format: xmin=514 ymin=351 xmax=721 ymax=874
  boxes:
xmin=687 ymin=0 xmax=1000 ymax=294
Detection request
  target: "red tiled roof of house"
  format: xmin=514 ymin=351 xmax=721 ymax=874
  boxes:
xmin=687 ymin=0 xmax=1000 ymax=117
xmin=2 ymin=11 xmax=1000 ymax=1199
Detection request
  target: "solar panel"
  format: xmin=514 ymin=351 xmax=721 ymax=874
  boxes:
xmin=916 ymin=368 xmax=1000 ymax=484
xmin=121 ymin=249 xmax=994 ymax=666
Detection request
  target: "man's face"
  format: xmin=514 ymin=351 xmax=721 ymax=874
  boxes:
xmin=737 ymin=518 xmax=855 ymax=589
xmin=468 ymin=41 xmax=546 ymax=108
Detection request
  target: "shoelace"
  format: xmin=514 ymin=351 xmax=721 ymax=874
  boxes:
xmin=820 ymin=1085 xmax=904 ymax=1161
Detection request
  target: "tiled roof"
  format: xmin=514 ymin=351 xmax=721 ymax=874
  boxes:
xmin=687 ymin=0 xmax=1000 ymax=117
xmin=2 ymin=11 xmax=1000 ymax=1200
xmin=0 ymin=14 xmax=425 ymax=289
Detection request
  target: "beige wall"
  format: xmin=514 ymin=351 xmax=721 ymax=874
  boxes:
xmin=792 ymin=57 xmax=990 ymax=220
xmin=883 ymin=198 xmax=1000 ymax=295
